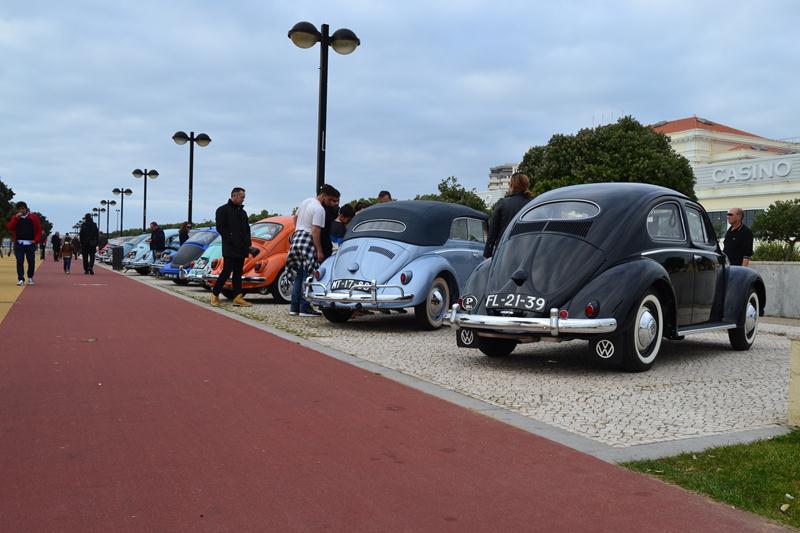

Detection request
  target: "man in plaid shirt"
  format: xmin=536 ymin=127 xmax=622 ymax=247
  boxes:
xmin=287 ymin=184 xmax=341 ymax=317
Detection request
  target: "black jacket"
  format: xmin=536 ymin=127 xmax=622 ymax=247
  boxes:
xmin=150 ymin=228 xmax=166 ymax=251
xmin=216 ymin=200 xmax=252 ymax=258
xmin=320 ymin=204 xmax=339 ymax=259
xmin=484 ymin=192 xmax=532 ymax=258
xmin=79 ymin=219 xmax=100 ymax=250
xmin=179 ymin=229 xmax=189 ymax=245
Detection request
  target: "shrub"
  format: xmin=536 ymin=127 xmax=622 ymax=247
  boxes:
xmin=752 ymin=242 xmax=800 ymax=262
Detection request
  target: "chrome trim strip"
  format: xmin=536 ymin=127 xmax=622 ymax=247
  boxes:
xmin=445 ymin=304 xmax=617 ymax=336
xmin=304 ymin=278 xmax=413 ymax=305
xmin=642 ymin=248 xmax=720 ymax=257
xmin=677 ymin=323 xmax=736 ymax=335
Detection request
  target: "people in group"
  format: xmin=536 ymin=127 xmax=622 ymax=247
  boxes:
xmin=51 ymin=232 xmax=62 ymax=261
xmin=286 ymin=184 xmax=341 ymax=317
xmin=723 ymin=207 xmax=754 ymax=267
xmin=378 ymin=190 xmax=393 ymax=203
xmin=211 ymin=187 xmax=253 ymax=308
xmin=484 ymin=172 xmax=533 ymax=258
xmin=39 ymin=238 xmax=47 ymax=260
xmin=330 ymin=204 xmax=355 ymax=247
xmin=79 ymin=213 xmax=100 ymax=275
xmin=149 ymin=221 xmax=166 ymax=266
xmin=60 ymin=235 xmax=77 ymax=274
xmin=71 ymin=234 xmax=81 ymax=258
xmin=179 ymin=222 xmax=191 ymax=245
xmin=320 ymin=198 xmax=341 ymax=260
xmin=6 ymin=201 xmax=42 ymax=286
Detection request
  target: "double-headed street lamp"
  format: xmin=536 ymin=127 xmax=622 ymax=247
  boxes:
xmin=112 ymin=187 xmax=133 ymax=233
xmin=172 ymin=131 xmax=211 ymax=226
xmin=132 ymin=168 xmax=159 ymax=232
xmin=100 ymin=199 xmax=117 ymax=235
xmin=288 ymin=21 xmax=360 ymax=193
xmin=92 ymin=207 xmax=105 ymax=229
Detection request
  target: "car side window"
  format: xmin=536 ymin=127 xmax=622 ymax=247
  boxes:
xmin=685 ymin=206 xmax=707 ymax=244
xmin=449 ymin=218 xmax=469 ymax=240
xmin=647 ymin=203 xmax=685 ymax=241
xmin=467 ymin=218 xmax=486 ymax=243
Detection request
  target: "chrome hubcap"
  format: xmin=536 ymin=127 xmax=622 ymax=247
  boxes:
xmin=637 ymin=310 xmax=657 ymax=352
xmin=279 ymin=272 xmax=292 ymax=300
xmin=745 ymin=300 xmax=757 ymax=336
xmin=430 ymin=288 xmax=445 ymax=318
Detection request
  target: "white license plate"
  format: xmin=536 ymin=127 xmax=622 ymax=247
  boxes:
xmin=331 ymin=279 xmax=372 ymax=292
xmin=485 ymin=293 xmax=546 ymax=311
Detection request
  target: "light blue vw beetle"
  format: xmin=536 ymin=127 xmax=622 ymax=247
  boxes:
xmin=304 ymin=201 xmax=489 ymax=329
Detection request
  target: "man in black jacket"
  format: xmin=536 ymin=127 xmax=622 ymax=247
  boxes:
xmin=149 ymin=222 xmax=166 ymax=269
xmin=484 ymin=173 xmax=533 ymax=258
xmin=211 ymin=187 xmax=253 ymax=308
xmin=79 ymin=213 xmax=100 ymax=274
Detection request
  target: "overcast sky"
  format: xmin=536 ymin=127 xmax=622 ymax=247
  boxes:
xmin=1 ymin=0 xmax=798 ymax=233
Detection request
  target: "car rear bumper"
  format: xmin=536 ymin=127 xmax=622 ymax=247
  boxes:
xmin=444 ymin=304 xmax=617 ymax=336
xmin=304 ymin=279 xmax=414 ymax=305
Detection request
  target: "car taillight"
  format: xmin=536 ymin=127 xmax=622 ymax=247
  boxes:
xmin=314 ymin=270 xmax=321 ymax=280
xmin=254 ymin=262 xmax=263 ymax=272
xmin=457 ymin=297 xmax=463 ymax=307
xmin=585 ymin=301 xmax=599 ymax=318
xmin=400 ymin=271 xmax=412 ymax=284
xmin=211 ymin=259 xmax=220 ymax=269
xmin=188 ymin=261 xmax=195 ymax=268
xmin=559 ymin=309 xmax=569 ymax=320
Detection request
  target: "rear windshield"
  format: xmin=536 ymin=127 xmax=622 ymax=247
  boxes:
xmin=129 ymin=234 xmax=149 ymax=245
xmin=352 ymin=219 xmax=406 ymax=233
xmin=251 ymin=222 xmax=283 ymax=240
xmin=187 ymin=232 xmax=218 ymax=246
xmin=521 ymin=201 xmax=599 ymax=221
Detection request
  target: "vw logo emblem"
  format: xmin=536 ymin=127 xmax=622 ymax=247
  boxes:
xmin=462 ymin=295 xmax=478 ymax=311
xmin=595 ymin=339 xmax=615 ymax=359
xmin=459 ymin=329 xmax=475 ymax=345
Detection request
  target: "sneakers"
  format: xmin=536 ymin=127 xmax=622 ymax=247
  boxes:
xmin=288 ymin=311 xmax=299 ymax=316
xmin=299 ymin=309 xmax=321 ymax=317
xmin=16 ymin=280 xmax=24 ymax=286
xmin=210 ymin=294 xmax=220 ymax=307
xmin=27 ymin=279 xmax=34 ymax=286
xmin=232 ymin=294 xmax=253 ymax=307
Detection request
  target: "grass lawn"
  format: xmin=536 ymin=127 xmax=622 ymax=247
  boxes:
xmin=624 ymin=430 xmax=800 ymax=529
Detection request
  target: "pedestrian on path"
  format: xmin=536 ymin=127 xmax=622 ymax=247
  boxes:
xmin=211 ymin=187 xmax=253 ymax=308
xmin=60 ymin=236 xmax=77 ymax=274
xmin=484 ymin=172 xmax=532 ymax=258
xmin=79 ymin=213 xmax=99 ymax=275
xmin=39 ymin=239 xmax=46 ymax=260
xmin=286 ymin=184 xmax=340 ymax=317
xmin=723 ymin=207 xmax=754 ymax=267
xmin=6 ymin=201 xmax=42 ymax=286
xmin=51 ymin=232 xmax=62 ymax=261
xmin=178 ymin=222 xmax=191 ymax=245
xmin=149 ymin=222 xmax=166 ymax=265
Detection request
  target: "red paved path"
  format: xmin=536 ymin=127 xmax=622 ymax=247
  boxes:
xmin=0 ymin=261 xmax=786 ymax=532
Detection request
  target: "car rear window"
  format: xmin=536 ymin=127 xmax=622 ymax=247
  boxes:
xmin=352 ymin=219 xmax=406 ymax=233
xmin=251 ymin=222 xmax=282 ymax=240
xmin=647 ymin=203 xmax=685 ymax=241
xmin=521 ymin=201 xmax=599 ymax=221
xmin=188 ymin=232 xmax=218 ymax=246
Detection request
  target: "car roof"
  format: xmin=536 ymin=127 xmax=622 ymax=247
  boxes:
xmin=344 ymin=200 xmax=488 ymax=246
xmin=532 ymin=182 xmax=688 ymax=207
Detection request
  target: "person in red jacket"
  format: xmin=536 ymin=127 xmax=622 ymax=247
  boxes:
xmin=6 ymin=201 xmax=43 ymax=286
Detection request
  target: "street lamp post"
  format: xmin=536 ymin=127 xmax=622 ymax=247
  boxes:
xmin=92 ymin=207 xmax=105 ymax=227
xmin=100 ymin=199 xmax=118 ymax=235
xmin=115 ymin=209 xmax=120 ymax=232
xmin=171 ymin=131 xmax=211 ymax=226
xmin=112 ymin=187 xmax=133 ymax=233
xmin=132 ymin=169 xmax=159 ymax=232
xmin=288 ymin=21 xmax=360 ymax=194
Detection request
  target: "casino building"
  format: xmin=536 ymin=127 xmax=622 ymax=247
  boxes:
xmin=480 ymin=117 xmax=800 ymax=233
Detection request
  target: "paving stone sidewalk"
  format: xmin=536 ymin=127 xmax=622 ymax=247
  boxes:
xmin=122 ymin=270 xmax=793 ymax=449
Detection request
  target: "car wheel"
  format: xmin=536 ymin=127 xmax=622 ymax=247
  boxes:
xmin=173 ymin=278 xmax=190 ymax=286
xmin=270 ymin=268 xmax=292 ymax=304
xmin=414 ymin=276 xmax=450 ymax=330
xmin=621 ymin=291 xmax=663 ymax=373
xmin=322 ymin=308 xmax=354 ymax=323
xmin=728 ymin=289 xmax=759 ymax=351
xmin=202 ymin=283 xmax=212 ymax=292
xmin=134 ymin=267 xmax=150 ymax=275
xmin=478 ymin=338 xmax=516 ymax=358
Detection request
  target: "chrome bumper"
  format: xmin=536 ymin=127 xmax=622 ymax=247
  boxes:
xmin=444 ymin=304 xmax=617 ymax=336
xmin=304 ymin=279 xmax=414 ymax=305
xmin=242 ymin=276 xmax=266 ymax=283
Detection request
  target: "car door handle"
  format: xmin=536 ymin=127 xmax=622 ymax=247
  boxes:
xmin=693 ymin=254 xmax=703 ymax=261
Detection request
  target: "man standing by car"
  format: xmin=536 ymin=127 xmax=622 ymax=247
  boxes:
xmin=6 ymin=201 xmax=42 ymax=286
xmin=211 ymin=187 xmax=253 ymax=308
xmin=287 ymin=184 xmax=340 ymax=317
xmin=723 ymin=207 xmax=754 ymax=267
xmin=79 ymin=213 xmax=99 ymax=275
xmin=484 ymin=172 xmax=532 ymax=258
xmin=149 ymin=221 xmax=166 ymax=267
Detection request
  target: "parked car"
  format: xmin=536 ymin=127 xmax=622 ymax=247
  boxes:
xmin=304 ymin=200 xmax=489 ymax=329
xmin=158 ymin=228 xmax=219 ymax=284
xmin=180 ymin=235 xmax=222 ymax=287
xmin=129 ymin=230 xmax=181 ymax=275
xmin=445 ymin=182 xmax=766 ymax=372
xmin=98 ymin=236 xmax=137 ymax=264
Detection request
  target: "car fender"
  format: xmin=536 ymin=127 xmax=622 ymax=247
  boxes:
xmin=723 ymin=266 xmax=766 ymax=326
xmin=391 ymin=254 xmax=459 ymax=306
xmin=460 ymin=259 xmax=492 ymax=312
xmin=567 ymin=258 xmax=676 ymax=333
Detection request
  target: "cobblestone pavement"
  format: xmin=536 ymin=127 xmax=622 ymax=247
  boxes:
xmin=122 ymin=270 xmax=792 ymax=448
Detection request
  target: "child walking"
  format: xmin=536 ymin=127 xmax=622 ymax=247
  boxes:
xmin=61 ymin=236 xmax=76 ymax=274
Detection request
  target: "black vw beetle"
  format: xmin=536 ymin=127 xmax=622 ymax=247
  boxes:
xmin=445 ymin=183 xmax=766 ymax=372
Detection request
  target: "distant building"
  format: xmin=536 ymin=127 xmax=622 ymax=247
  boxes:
xmin=477 ymin=163 xmax=518 ymax=208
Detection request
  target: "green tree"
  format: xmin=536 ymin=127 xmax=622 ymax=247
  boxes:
xmin=0 ymin=178 xmax=15 ymax=243
xmin=415 ymin=176 xmax=488 ymax=213
xmin=33 ymin=212 xmax=53 ymax=237
xmin=517 ymin=116 xmax=696 ymax=199
xmin=753 ymin=199 xmax=800 ymax=261
xmin=248 ymin=209 xmax=280 ymax=224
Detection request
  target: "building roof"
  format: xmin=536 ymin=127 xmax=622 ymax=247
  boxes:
xmin=652 ymin=116 xmax=759 ymax=138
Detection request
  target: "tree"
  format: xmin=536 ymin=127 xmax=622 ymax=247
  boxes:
xmin=753 ymin=199 xmax=800 ymax=261
xmin=248 ymin=209 xmax=280 ymax=224
xmin=517 ymin=116 xmax=696 ymax=199
xmin=33 ymin=212 xmax=53 ymax=238
xmin=415 ymin=176 xmax=488 ymax=213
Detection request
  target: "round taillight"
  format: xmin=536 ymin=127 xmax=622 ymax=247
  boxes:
xmin=314 ymin=270 xmax=321 ymax=280
xmin=400 ymin=273 xmax=407 ymax=284
xmin=211 ymin=259 xmax=220 ymax=269
xmin=400 ymin=271 xmax=412 ymax=285
xmin=457 ymin=297 xmax=464 ymax=307
xmin=585 ymin=302 xmax=597 ymax=317
xmin=559 ymin=309 xmax=569 ymax=320
xmin=188 ymin=261 xmax=195 ymax=268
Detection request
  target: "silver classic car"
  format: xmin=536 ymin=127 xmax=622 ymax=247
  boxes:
xmin=305 ymin=200 xmax=489 ymax=329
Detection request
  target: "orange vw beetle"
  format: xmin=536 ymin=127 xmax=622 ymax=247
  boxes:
xmin=204 ymin=216 xmax=295 ymax=302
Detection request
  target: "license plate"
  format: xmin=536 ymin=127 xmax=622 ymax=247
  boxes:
xmin=485 ymin=293 xmax=546 ymax=311
xmin=331 ymin=279 xmax=372 ymax=292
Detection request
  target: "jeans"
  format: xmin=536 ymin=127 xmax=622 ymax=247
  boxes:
xmin=82 ymin=248 xmax=96 ymax=273
xmin=213 ymin=256 xmax=245 ymax=298
xmin=290 ymin=266 xmax=313 ymax=313
xmin=63 ymin=256 xmax=72 ymax=272
xmin=14 ymin=242 xmax=36 ymax=281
